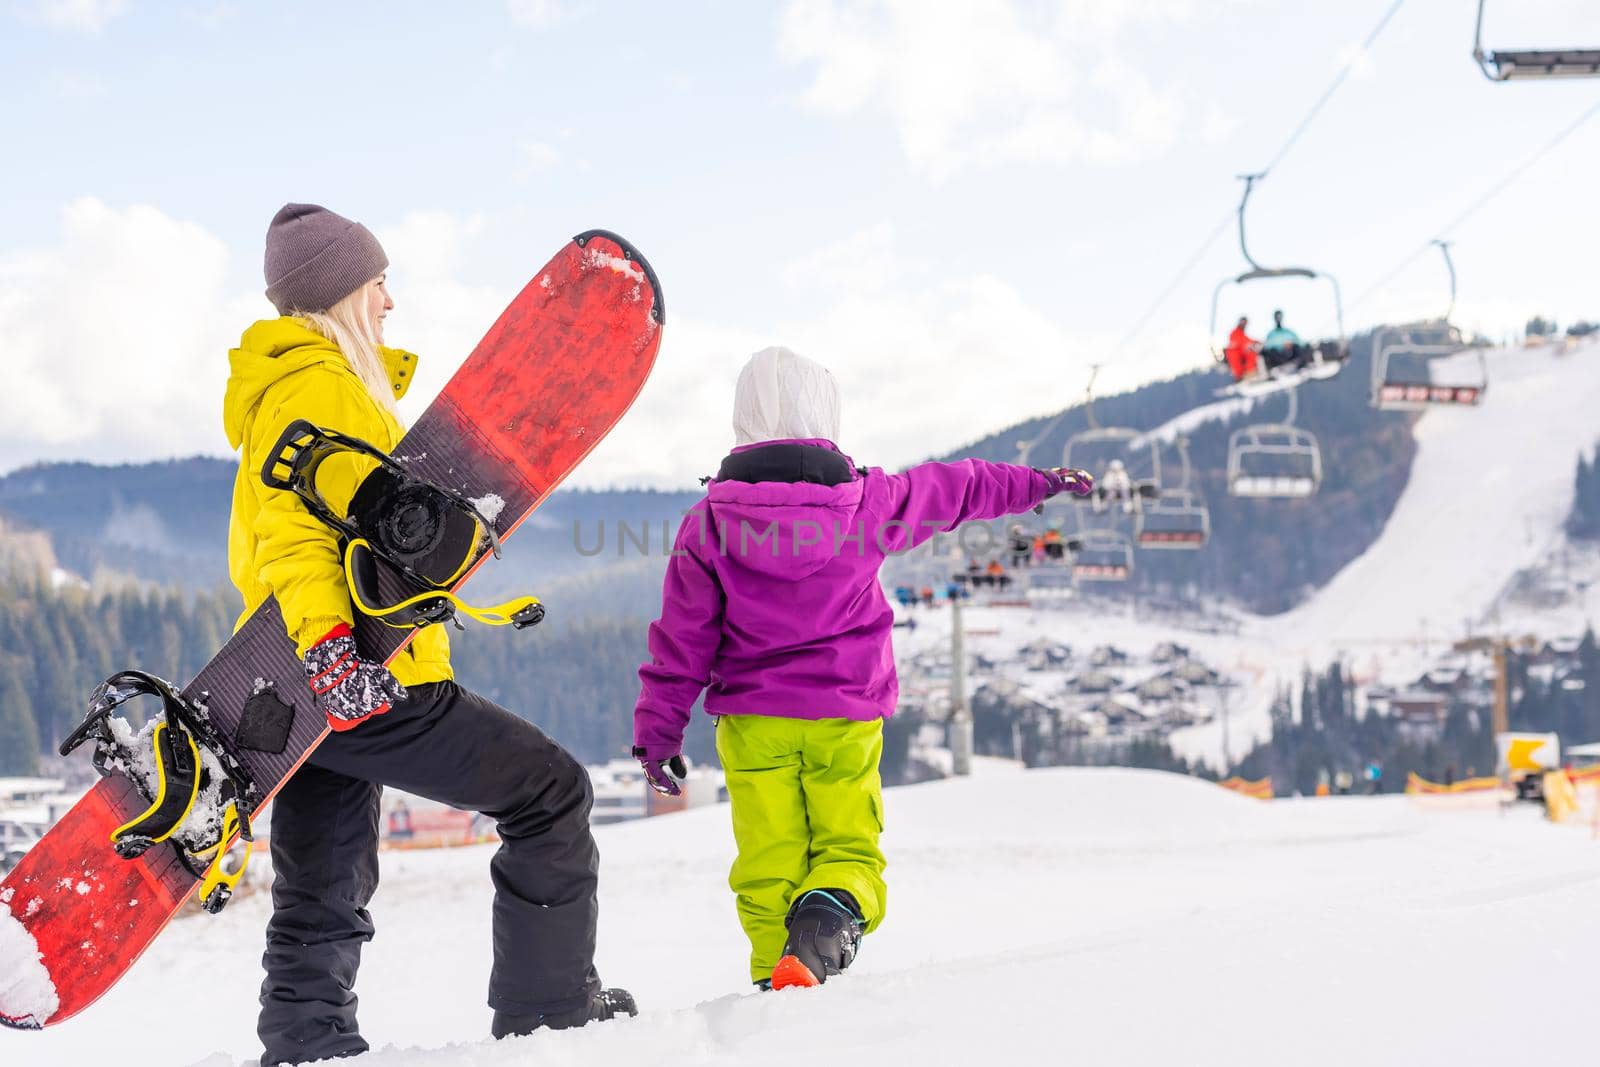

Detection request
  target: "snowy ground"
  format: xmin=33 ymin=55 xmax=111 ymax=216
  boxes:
xmin=8 ymin=765 xmax=1600 ymax=1067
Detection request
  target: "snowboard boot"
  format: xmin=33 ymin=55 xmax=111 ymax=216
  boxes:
xmin=770 ymin=889 xmax=863 ymax=990
xmin=491 ymin=988 xmax=637 ymax=1039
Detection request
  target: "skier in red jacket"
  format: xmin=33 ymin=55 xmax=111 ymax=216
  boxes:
xmin=1224 ymin=316 xmax=1260 ymax=381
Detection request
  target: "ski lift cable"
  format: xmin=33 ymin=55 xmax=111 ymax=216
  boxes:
xmin=1098 ymin=0 xmax=1411 ymax=366
xmin=1018 ymin=0 xmax=1411 ymax=465
xmin=1018 ymin=362 xmax=1103 ymax=466
xmin=1348 ymin=94 xmax=1600 ymax=315
xmin=1258 ymin=0 xmax=1408 ymax=176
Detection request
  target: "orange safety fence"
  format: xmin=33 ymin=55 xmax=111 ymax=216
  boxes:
xmin=1219 ymin=776 xmax=1273 ymax=799
xmin=1405 ymin=773 xmax=1500 ymax=795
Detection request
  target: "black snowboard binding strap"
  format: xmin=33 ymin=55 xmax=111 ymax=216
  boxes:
xmin=261 ymin=419 xmax=544 ymax=630
xmin=62 ymin=670 xmax=259 ymax=912
xmin=108 ymin=718 xmax=200 ymax=859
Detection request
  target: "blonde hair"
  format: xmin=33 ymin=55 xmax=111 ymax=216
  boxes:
xmin=295 ymin=283 xmax=398 ymax=416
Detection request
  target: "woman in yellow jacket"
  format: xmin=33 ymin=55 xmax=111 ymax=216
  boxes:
xmin=227 ymin=204 xmax=632 ymax=1066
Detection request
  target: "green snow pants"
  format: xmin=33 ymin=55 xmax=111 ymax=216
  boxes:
xmin=715 ymin=714 xmax=887 ymax=982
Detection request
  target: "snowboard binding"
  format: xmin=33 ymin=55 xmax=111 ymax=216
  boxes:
xmin=61 ymin=671 xmax=260 ymax=913
xmin=261 ymin=420 xmax=545 ymax=630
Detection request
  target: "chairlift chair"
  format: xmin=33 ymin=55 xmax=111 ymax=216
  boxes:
xmin=1371 ymin=323 xmax=1487 ymax=410
xmin=1227 ymin=424 xmax=1321 ymax=498
xmin=1072 ymin=529 xmax=1134 ymax=582
xmin=1137 ymin=490 xmax=1211 ymax=548
xmin=1210 ymin=175 xmax=1349 ymax=398
xmin=1474 ymin=1 xmax=1600 ymax=81
xmin=1369 ymin=243 xmax=1487 ymax=409
xmin=1136 ymin=436 xmax=1210 ymax=548
xmin=1024 ymin=564 xmax=1076 ymax=596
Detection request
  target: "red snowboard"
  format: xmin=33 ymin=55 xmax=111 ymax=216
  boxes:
xmin=0 ymin=230 xmax=663 ymax=1030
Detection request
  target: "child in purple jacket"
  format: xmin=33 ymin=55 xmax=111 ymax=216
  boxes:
xmin=632 ymin=346 xmax=1091 ymax=990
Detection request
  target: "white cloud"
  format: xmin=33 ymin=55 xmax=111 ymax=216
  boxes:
xmin=1334 ymin=40 xmax=1379 ymax=82
xmin=506 ymin=0 xmax=563 ymax=29
xmin=0 ymin=199 xmax=249 ymax=470
xmin=572 ymin=316 xmax=774 ymax=489
xmin=18 ymin=0 xmax=129 ymax=33
xmin=778 ymin=0 xmax=1228 ymax=181
xmin=183 ymin=2 xmax=238 ymax=30
xmin=773 ymin=231 xmax=1096 ymax=469
xmin=778 ymin=221 xmax=909 ymax=295
xmin=45 ymin=69 xmax=108 ymax=100
xmin=373 ymin=211 xmax=506 ymax=421
xmin=517 ymin=140 xmax=562 ymax=176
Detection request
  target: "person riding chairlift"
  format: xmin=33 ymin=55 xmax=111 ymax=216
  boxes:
xmin=1042 ymin=526 xmax=1066 ymax=561
xmin=1259 ymin=309 xmax=1307 ymax=372
xmin=1092 ymin=459 xmax=1136 ymax=514
xmin=1008 ymin=523 xmax=1033 ymax=568
xmin=1225 ymin=315 xmax=1260 ymax=382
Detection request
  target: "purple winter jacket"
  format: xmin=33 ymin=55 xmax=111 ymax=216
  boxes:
xmin=632 ymin=438 xmax=1052 ymax=759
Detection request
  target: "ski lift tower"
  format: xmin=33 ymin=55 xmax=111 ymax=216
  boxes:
xmin=949 ymin=588 xmax=971 ymax=776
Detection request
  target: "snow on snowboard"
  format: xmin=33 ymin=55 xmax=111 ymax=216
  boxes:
xmin=0 ymin=230 xmax=664 ymax=1030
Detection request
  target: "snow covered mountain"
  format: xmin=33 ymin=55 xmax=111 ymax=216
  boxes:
xmin=9 ymin=765 xmax=1599 ymax=1067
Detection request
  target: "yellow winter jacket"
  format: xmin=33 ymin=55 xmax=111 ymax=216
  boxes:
xmin=222 ymin=317 xmax=451 ymax=687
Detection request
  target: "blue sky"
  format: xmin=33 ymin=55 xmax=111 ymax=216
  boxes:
xmin=2 ymin=0 xmax=1598 ymax=487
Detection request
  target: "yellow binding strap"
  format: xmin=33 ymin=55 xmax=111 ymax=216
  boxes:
xmin=344 ymin=538 xmax=542 ymax=629
xmin=194 ymin=801 xmax=251 ymax=907
xmin=110 ymin=721 xmax=201 ymax=846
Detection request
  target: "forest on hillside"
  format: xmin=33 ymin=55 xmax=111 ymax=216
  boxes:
xmin=0 ymin=573 xmax=666 ymax=777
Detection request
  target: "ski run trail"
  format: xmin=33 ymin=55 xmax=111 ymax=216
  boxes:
xmin=9 ymin=763 xmax=1600 ymax=1067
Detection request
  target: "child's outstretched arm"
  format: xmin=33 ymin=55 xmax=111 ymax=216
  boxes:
xmin=634 ymin=508 xmax=725 ymax=763
xmin=874 ymin=459 xmax=1080 ymax=554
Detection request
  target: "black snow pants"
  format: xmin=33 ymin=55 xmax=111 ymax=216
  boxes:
xmin=257 ymin=680 xmax=600 ymax=1067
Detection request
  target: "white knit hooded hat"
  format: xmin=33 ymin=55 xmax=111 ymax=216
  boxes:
xmin=731 ymin=346 xmax=841 ymax=446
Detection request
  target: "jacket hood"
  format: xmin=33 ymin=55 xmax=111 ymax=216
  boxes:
xmin=705 ymin=478 xmax=864 ymax=580
xmin=732 ymin=346 xmax=841 ymax=446
xmin=704 ymin=438 xmax=862 ymax=580
xmin=222 ymin=317 xmax=417 ymax=449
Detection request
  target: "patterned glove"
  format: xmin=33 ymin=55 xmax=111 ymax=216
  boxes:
xmin=632 ymin=748 xmax=688 ymax=797
xmin=303 ymin=624 xmax=407 ymax=732
xmin=1038 ymin=467 xmax=1094 ymax=500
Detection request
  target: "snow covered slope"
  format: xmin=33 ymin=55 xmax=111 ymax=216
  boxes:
xmin=1266 ymin=336 xmax=1600 ymax=669
xmin=9 ymin=767 xmax=1600 ymax=1067
xmin=903 ymin=338 xmax=1600 ymax=764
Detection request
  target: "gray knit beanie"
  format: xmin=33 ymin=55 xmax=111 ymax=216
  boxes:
xmin=263 ymin=203 xmax=389 ymax=314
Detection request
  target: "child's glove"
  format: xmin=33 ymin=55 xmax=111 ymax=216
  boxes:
xmin=633 ymin=747 xmax=688 ymax=797
xmin=303 ymin=624 xmax=407 ymax=732
xmin=1040 ymin=467 xmax=1094 ymax=499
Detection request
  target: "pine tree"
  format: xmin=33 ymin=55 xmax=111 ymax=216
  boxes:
xmin=0 ymin=672 xmax=41 ymax=776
